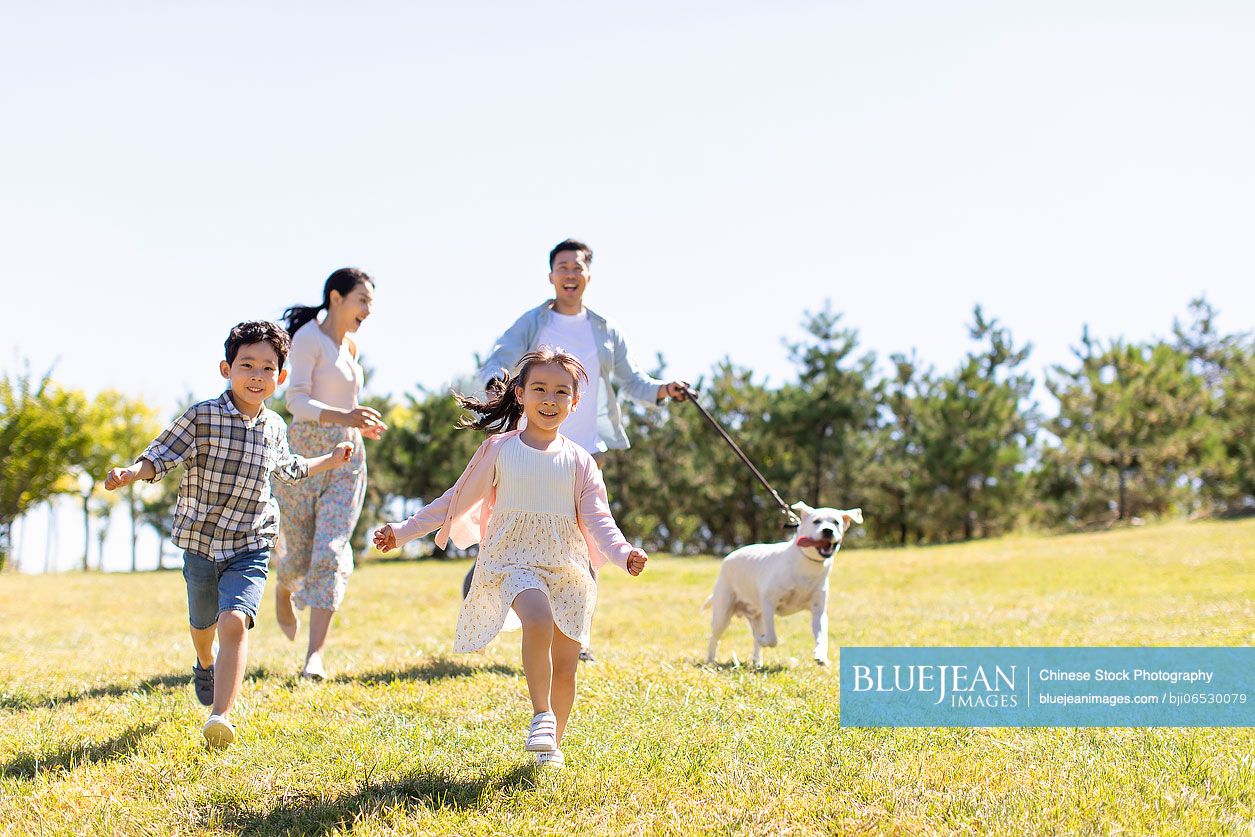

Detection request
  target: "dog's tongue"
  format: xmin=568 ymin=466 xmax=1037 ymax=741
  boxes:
xmin=797 ymin=537 xmax=833 ymax=549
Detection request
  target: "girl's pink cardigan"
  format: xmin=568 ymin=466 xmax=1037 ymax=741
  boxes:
xmin=389 ymin=429 xmax=634 ymax=571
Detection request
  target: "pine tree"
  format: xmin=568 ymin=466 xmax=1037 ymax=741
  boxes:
xmin=1047 ymin=331 xmax=1212 ymax=522
xmin=865 ymin=351 xmax=931 ymax=545
xmin=779 ymin=304 xmax=879 ymax=515
xmin=916 ymin=307 xmax=1036 ymax=541
xmin=1173 ymin=297 xmax=1254 ymax=514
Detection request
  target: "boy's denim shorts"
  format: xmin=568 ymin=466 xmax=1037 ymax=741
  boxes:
xmin=182 ymin=550 xmax=269 ymax=630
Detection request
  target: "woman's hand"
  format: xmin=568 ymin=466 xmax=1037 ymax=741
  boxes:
xmin=338 ymin=406 xmax=387 ymax=434
xmin=373 ymin=524 xmax=397 ymax=553
xmin=626 ymin=548 xmax=648 ymax=576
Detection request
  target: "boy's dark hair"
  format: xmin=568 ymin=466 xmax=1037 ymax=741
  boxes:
xmin=224 ymin=321 xmax=292 ymax=370
xmin=548 ymin=239 xmax=593 ymax=270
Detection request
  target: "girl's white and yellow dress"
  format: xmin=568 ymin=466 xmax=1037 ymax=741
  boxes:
xmin=454 ymin=435 xmax=598 ymax=652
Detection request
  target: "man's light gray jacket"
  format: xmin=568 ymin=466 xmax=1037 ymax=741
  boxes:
xmin=477 ymin=301 xmax=664 ymax=451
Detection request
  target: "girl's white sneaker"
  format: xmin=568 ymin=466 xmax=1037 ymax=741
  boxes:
xmin=525 ymin=711 xmax=557 ymax=752
xmin=535 ymin=749 xmax=565 ymax=769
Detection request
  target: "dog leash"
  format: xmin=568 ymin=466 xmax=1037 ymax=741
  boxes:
xmin=677 ymin=383 xmax=801 ymax=529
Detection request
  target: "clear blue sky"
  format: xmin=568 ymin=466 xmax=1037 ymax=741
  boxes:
xmin=3 ymin=2 xmax=1252 ymax=416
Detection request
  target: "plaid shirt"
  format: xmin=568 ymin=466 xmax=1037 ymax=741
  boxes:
xmin=141 ymin=391 xmax=310 ymax=561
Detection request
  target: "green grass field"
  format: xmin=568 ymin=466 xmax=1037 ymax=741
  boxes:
xmin=2 ymin=519 xmax=1252 ymax=835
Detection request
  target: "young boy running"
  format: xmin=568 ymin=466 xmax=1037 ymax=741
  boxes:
xmin=105 ymin=320 xmax=353 ymax=746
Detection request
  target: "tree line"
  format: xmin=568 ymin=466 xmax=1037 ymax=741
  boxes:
xmin=2 ymin=298 xmax=1249 ymax=570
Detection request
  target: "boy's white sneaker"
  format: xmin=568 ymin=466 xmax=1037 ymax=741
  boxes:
xmin=525 ymin=711 xmax=557 ymax=752
xmin=203 ymin=714 xmax=236 ymax=748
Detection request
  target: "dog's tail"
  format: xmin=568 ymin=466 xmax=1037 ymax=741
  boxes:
xmin=701 ymin=594 xmax=713 ymax=612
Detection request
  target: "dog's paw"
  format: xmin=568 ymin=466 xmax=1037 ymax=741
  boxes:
xmin=814 ymin=656 xmax=830 ymax=666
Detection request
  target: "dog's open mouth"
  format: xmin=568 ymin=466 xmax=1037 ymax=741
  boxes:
xmin=797 ymin=536 xmax=837 ymax=557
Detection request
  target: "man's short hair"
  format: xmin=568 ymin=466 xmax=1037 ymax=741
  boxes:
xmin=548 ymin=238 xmax=593 ymax=270
xmin=224 ymin=321 xmax=292 ymax=370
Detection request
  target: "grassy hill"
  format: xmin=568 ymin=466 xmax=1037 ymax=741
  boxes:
xmin=1 ymin=519 xmax=1252 ymax=834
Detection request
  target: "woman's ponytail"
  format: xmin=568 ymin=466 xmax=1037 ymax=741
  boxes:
xmin=281 ymin=301 xmax=326 ymax=338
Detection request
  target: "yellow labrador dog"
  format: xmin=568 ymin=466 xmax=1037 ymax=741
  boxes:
xmin=704 ymin=502 xmax=863 ymax=667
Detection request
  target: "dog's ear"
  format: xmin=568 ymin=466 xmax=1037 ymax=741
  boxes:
xmin=842 ymin=508 xmax=863 ymax=528
xmin=790 ymin=501 xmax=814 ymax=518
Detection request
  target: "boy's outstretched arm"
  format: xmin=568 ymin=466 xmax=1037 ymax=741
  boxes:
xmin=104 ymin=458 xmax=157 ymax=491
xmin=125 ymin=404 xmax=198 ymax=486
xmin=305 ymin=442 xmax=354 ymax=476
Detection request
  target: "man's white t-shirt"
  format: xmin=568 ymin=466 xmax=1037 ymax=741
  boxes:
xmin=535 ymin=310 xmax=603 ymax=453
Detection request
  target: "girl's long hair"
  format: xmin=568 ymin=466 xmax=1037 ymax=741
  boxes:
xmin=456 ymin=347 xmax=589 ymax=434
xmin=281 ymin=267 xmax=373 ymax=337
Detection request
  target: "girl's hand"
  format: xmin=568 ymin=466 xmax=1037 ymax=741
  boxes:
xmin=331 ymin=441 xmax=354 ymax=464
xmin=361 ymin=422 xmax=386 ymax=441
xmin=104 ymin=466 xmax=137 ymax=491
xmin=373 ymin=524 xmax=397 ymax=553
xmin=626 ymin=548 xmax=648 ymax=576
